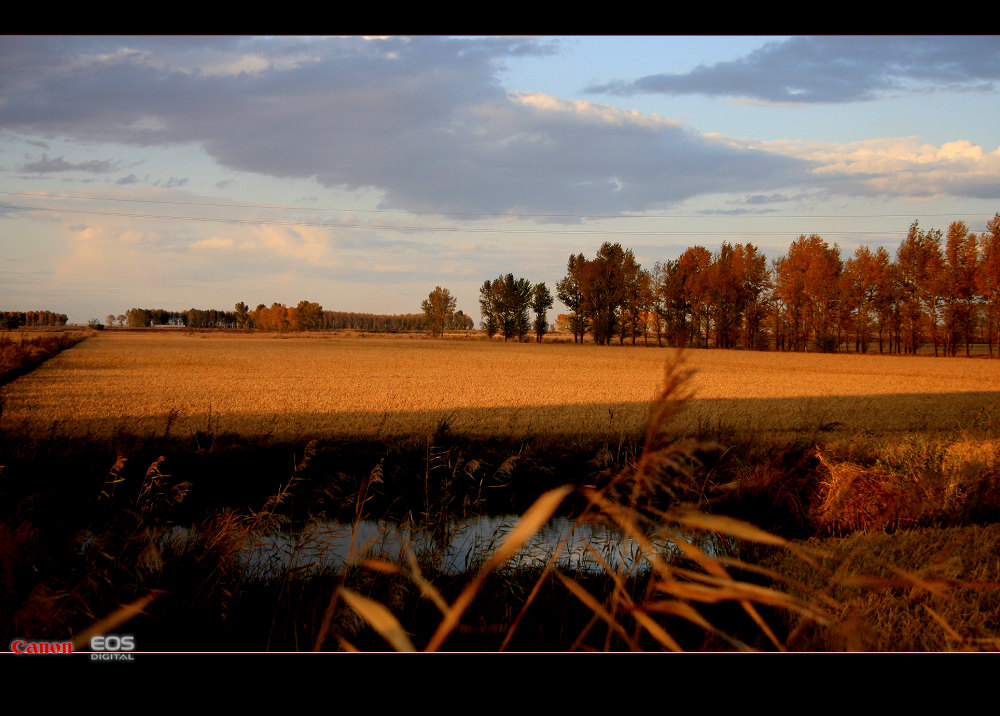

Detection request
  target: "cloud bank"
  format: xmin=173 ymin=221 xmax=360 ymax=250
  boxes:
xmin=0 ymin=37 xmax=997 ymax=228
xmin=0 ymin=36 xmax=815 ymax=216
xmin=588 ymin=36 xmax=1000 ymax=104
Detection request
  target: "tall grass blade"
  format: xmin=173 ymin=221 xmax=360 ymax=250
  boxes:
xmin=922 ymin=604 xmax=966 ymax=647
xmin=629 ymin=607 xmax=683 ymax=652
xmin=483 ymin=485 xmax=573 ymax=570
xmin=673 ymin=510 xmax=787 ymax=547
xmin=554 ymin=570 xmax=632 ymax=646
xmin=71 ymin=590 xmax=163 ymax=651
xmin=339 ymin=587 xmax=416 ymax=652
xmin=425 ymin=484 xmax=572 ymax=652
xmin=404 ymin=549 xmax=450 ymax=615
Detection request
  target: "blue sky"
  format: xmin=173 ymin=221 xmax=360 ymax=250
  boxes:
xmin=2 ymin=36 xmax=999 ymax=324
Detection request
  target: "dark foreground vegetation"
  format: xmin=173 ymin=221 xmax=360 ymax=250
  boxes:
xmin=3 ymin=362 xmax=999 ymax=652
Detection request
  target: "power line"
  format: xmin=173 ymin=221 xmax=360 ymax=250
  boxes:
xmin=1 ymin=190 xmax=995 ymax=224
xmin=0 ymin=201 xmax=941 ymax=237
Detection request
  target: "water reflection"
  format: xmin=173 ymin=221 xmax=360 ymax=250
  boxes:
xmin=228 ymin=515 xmax=715 ymax=579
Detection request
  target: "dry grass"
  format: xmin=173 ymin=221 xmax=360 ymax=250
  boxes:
xmin=0 ymin=330 xmax=89 ymax=385
xmin=759 ymin=524 xmax=1000 ymax=651
xmin=2 ymin=331 xmax=998 ymax=441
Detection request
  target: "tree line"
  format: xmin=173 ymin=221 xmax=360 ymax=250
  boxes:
xmin=547 ymin=214 xmax=1000 ymax=356
xmin=1 ymin=311 xmax=69 ymax=330
xmin=112 ymin=211 xmax=1000 ymax=357
xmin=122 ymin=301 xmax=475 ymax=334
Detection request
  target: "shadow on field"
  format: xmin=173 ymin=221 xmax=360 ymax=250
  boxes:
xmin=3 ymin=380 xmax=1000 ymax=654
xmin=5 ymin=391 xmax=999 ymax=441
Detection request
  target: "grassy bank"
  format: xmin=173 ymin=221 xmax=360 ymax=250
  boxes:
xmin=2 ymin=382 xmax=998 ymax=651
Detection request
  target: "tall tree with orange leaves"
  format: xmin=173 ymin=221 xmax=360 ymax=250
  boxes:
xmin=677 ymin=246 xmax=713 ymax=348
xmin=841 ymin=245 xmax=893 ymax=353
xmin=776 ymin=235 xmax=842 ymax=351
xmin=897 ymin=221 xmax=945 ymax=356
xmin=978 ymin=214 xmax=1000 ymax=357
xmin=942 ymin=221 xmax=980 ymax=356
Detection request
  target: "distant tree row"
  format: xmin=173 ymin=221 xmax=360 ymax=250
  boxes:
xmin=122 ymin=300 xmax=475 ymax=334
xmin=550 ymin=214 xmax=1000 ymax=356
xmin=1 ymin=311 xmax=69 ymax=330
xmin=124 ymin=307 xmax=239 ymax=329
xmin=324 ymin=308 xmax=472 ymax=333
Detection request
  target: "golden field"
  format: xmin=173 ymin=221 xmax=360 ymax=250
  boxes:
xmin=2 ymin=329 xmax=999 ymax=441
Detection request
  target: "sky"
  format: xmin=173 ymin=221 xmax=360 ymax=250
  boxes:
xmin=2 ymin=35 xmax=999 ymax=324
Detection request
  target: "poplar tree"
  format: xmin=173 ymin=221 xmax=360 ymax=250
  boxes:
xmin=421 ymin=286 xmax=457 ymax=338
xmin=531 ymin=282 xmax=554 ymax=343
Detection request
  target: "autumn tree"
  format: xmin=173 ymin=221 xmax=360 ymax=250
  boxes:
xmin=479 ymin=279 xmax=499 ymax=340
xmin=448 ymin=310 xmax=475 ymax=330
xmin=293 ymin=300 xmax=324 ymax=331
xmin=421 ymin=286 xmax=457 ymax=338
xmin=648 ymin=261 xmax=672 ymax=347
xmin=942 ymin=221 xmax=979 ymax=356
xmin=776 ymin=235 xmax=842 ymax=351
xmin=705 ymin=242 xmax=747 ymax=349
xmin=253 ymin=303 xmax=292 ymax=332
xmin=556 ymin=254 xmax=589 ymax=344
xmin=251 ymin=304 xmax=268 ymax=330
xmin=841 ymin=245 xmax=893 ymax=353
xmin=616 ymin=254 xmax=648 ymax=345
xmin=126 ymin=308 xmax=151 ymax=328
xmin=531 ymin=282 xmax=554 ymax=343
xmin=879 ymin=260 xmax=905 ymax=354
xmin=736 ymin=244 xmax=771 ymax=350
xmin=651 ymin=258 xmax=690 ymax=347
xmin=574 ymin=242 xmax=642 ymax=346
xmin=234 ymin=302 xmax=250 ymax=329
xmin=897 ymin=222 xmax=945 ymax=355
xmin=480 ymin=275 xmax=532 ymax=341
xmin=677 ymin=246 xmax=713 ymax=348
xmin=979 ymin=214 xmax=1000 ymax=357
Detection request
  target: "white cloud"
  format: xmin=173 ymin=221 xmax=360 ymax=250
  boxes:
xmin=508 ymin=92 xmax=681 ymax=129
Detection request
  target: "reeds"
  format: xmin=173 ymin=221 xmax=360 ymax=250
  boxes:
xmin=326 ymin=354 xmax=1000 ymax=651
xmin=0 ymin=330 xmax=88 ymax=386
xmin=329 ymin=354 xmax=836 ymax=651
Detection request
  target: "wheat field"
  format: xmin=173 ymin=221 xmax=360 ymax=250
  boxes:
xmin=2 ymin=330 xmax=999 ymax=440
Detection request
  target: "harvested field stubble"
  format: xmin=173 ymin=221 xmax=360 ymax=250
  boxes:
xmin=1 ymin=331 xmax=998 ymax=441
